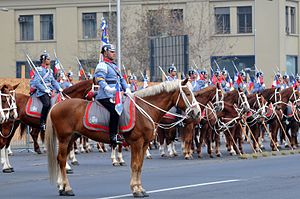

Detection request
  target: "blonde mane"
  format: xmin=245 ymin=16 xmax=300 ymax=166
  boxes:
xmin=134 ymin=80 xmax=191 ymax=98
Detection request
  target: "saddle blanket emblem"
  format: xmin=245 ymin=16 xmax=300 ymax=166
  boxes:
xmin=83 ymin=96 xmax=136 ymax=133
xmin=25 ymin=94 xmax=62 ymax=118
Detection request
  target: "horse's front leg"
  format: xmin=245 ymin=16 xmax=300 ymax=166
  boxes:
xmin=30 ymin=128 xmax=42 ymax=154
xmin=111 ymin=145 xmax=119 ymax=166
xmin=117 ymin=144 xmax=126 ymax=166
xmin=1 ymin=148 xmax=13 ymax=173
xmin=130 ymin=139 xmax=149 ymax=197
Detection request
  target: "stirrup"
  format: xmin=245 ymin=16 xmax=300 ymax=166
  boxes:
xmin=40 ymin=123 xmax=46 ymax=131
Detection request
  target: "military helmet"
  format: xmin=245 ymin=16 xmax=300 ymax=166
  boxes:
xmin=222 ymin=68 xmax=228 ymax=75
xmin=168 ymin=65 xmax=177 ymax=73
xmin=40 ymin=50 xmax=50 ymax=63
xmin=240 ymin=70 xmax=246 ymax=77
xmin=283 ymin=73 xmax=289 ymax=79
xmin=256 ymin=71 xmax=263 ymax=78
xmin=188 ymin=68 xmax=196 ymax=76
xmin=214 ymin=70 xmax=220 ymax=76
xmin=67 ymin=71 xmax=73 ymax=77
xmin=200 ymin=69 xmax=207 ymax=75
xmin=129 ymin=74 xmax=137 ymax=80
xmin=101 ymin=44 xmax=115 ymax=54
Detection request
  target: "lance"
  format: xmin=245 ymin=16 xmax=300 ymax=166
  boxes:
xmin=231 ymin=60 xmax=239 ymax=73
xmin=158 ymin=66 xmax=168 ymax=80
xmin=75 ymin=57 xmax=88 ymax=80
xmin=213 ymin=60 xmax=222 ymax=72
xmin=24 ymin=52 xmax=51 ymax=96
xmin=122 ymin=65 xmax=129 ymax=84
xmin=54 ymin=49 xmax=70 ymax=82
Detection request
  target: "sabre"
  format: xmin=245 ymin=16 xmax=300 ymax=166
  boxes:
xmin=213 ymin=60 xmax=222 ymax=72
xmin=24 ymin=52 xmax=51 ymax=96
xmin=158 ymin=66 xmax=168 ymax=80
xmin=122 ymin=65 xmax=129 ymax=84
xmin=231 ymin=61 xmax=239 ymax=73
xmin=75 ymin=57 xmax=88 ymax=80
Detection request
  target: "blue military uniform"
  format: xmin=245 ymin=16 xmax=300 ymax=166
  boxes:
xmin=94 ymin=44 xmax=129 ymax=145
xmin=233 ymin=71 xmax=248 ymax=93
xmin=31 ymin=67 xmax=62 ymax=97
xmin=166 ymin=65 xmax=177 ymax=81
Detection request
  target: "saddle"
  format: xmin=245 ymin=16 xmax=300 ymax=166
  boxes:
xmin=25 ymin=93 xmax=62 ymax=118
xmin=83 ymin=96 xmax=136 ymax=133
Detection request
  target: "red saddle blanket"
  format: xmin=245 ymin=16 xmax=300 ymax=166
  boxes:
xmin=83 ymin=96 xmax=136 ymax=133
xmin=25 ymin=94 xmax=62 ymax=118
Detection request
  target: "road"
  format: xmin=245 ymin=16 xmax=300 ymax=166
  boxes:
xmin=1 ymin=143 xmax=300 ymax=199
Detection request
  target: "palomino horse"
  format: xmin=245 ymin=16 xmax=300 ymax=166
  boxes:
xmin=0 ymin=83 xmax=20 ymax=173
xmin=46 ymin=79 xmax=201 ymax=197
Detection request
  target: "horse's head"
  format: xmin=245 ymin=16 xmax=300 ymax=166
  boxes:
xmin=0 ymin=83 xmax=19 ymax=123
xmin=286 ymin=87 xmax=300 ymax=110
xmin=176 ymin=78 xmax=201 ymax=119
xmin=237 ymin=89 xmax=250 ymax=113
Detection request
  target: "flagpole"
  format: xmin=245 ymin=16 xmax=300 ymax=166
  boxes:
xmin=54 ymin=49 xmax=70 ymax=83
xmin=75 ymin=57 xmax=88 ymax=80
xmin=117 ymin=0 xmax=121 ymax=70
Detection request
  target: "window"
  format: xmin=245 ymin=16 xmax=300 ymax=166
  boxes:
xmin=286 ymin=6 xmax=289 ymax=33
xmin=291 ymin=7 xmax=296 ymax=34
xmin=40 ymin=14 xmax=53 ymax=40
xmin=237 ymin=6 xmax=252 ymax=33
xmin=286 ymin=55 xmax=298 ymax=75
xmin=103 ymin=12 xmax=117 ymax=42
xmin=19 ymin=15 xmax=34 ymax=41
xmin=82 ymin=13 xmax=96 ymax=39
xmin=171 ymin=9 xmax=183 ymax=23
xmin=214 ymin=7 xmax=230 ymax=34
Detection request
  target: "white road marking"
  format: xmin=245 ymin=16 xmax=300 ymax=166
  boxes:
xmin=96 ymin=179 xmax=242 ymax=199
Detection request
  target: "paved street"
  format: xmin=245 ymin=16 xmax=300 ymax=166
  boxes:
xmin=1 ymin=143 xmax=300 ymax=199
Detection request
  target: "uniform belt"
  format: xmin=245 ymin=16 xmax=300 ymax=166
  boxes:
xmin=106 ymin=80 xmax=117 ymax=84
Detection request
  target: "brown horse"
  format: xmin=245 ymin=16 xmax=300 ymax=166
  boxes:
xmin=0 ymin=83 xmax=20 ymax=173
xmin=19 ymin=79 xmax=93 ymax=154
xmin=46 ymin=79 xmax=201 ymax=197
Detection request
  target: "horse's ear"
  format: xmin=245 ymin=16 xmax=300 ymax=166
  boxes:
xmin=181 ymin=78 xmax=189 ymax=85
xmin=13 ymin=83 xmax=20 ymax=90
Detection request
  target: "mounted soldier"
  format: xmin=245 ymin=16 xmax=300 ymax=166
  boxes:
xmin=61 ymin=71 xmax=74 ymax=89
xmin=251 ymin=71 xmax=265 ymax=94
xmin=94 ymin=44 xmax=131 ymax=145
xmin=233 ymin=70 xmax=248 ymax=93
xmin=30 ymin=51 xmax=63 ymax=131
xmin=294 ymin=74 xmax=300 ymax=91
xmin=129 ymin=74 xmax=138 ymax=92
xmin=221 ymin=68 xmax=231 ymax=92
xmin=166 ymin=65 xmax=177 ymax=81
xmin=272 ymin=72 xmax=282 ymax=88
xmin=282 ymin=73 xmax=292 ymax=89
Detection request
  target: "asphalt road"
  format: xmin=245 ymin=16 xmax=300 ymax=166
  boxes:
xmin=1 ymin=142 xmax=300 ymax=199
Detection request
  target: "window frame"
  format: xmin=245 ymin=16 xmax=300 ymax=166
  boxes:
xmin=82 ymin=12 xmax=97 ymax=39
xmin=214 ymin=7 xmax=230 ymax=35
xmin=237 ymin=6 xmax=252 ymax=34
xmin=40 ymin=14 xmax=54 ymax=40
xmin=19 ymin=15 xmax=34 ymax=41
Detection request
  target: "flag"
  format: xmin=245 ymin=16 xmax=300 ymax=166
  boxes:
xmin=29 ymin=68 xmax=34 ymax=79
xmin=54 ymin=58 xmax=61 ymax=75
xmin=101 ymin=18 xmax=109 ymax=46
xmin=115 ymin=82 xmax=123 ymax=116
xmin=236 ymin=73 xmax=243 ymax=86
xmin=78 ymin=62 xmax=85 ymax=80
xmin=249 ymin=77 xmax=254 ymax=91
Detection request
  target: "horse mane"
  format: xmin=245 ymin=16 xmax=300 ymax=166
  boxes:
xmin=63 ymin=79 xmax=93 ymax=95
xmin=260 ymin=87 xmax=276 ymax=98
xmin=135 ymin=80 xmax=190 ymax=98
xmin=194 ymin=86 xmax=216 ymax=98
xmin=224 ymin=90 xmax=238 ymax=103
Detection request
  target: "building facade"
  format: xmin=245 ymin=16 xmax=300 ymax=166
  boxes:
xmin=0 ymin=0 xmax=299 ymax=85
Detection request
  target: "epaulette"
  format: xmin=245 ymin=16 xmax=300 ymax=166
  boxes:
xmin=95 ymin=62 xmax=108 ymax=74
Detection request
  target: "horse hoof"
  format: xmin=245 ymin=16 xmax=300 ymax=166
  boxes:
xmin=112 ymin=162 xmax=120 ymax=166
xmin=10 ymin=168 xmax=14 ymax=172
xmin=209 ymin=155 xmax=214 ymax=158
xmin=119 ymin=162 xmax=126 ymax=166
xmin=59 ymin=189 xmax=75 ymax=196
xmin=74 ymin=150 xmax=79 ymax=154
xmin=216 ymin=153 xmax=222 ymax=158
xmin=66 ymin=169 xmax=74 ymax=174
xmin=285 ymin=145 xmax=289 ymax=149
xmin=277 ymin=146 xmax=282 ymax=149
xmin=2 ymin=168 xmax=13 ymax=173
xmin=146 ymin=156 xmax=152 ymax=159
xmin=35 ymin=149 xmax=42 ymax=154
xmin=197 ymin=155 xmax=202 ymax=159
xmin=133 ymin=192 xmax=144 ymax=198
xmin=142 ymin=191 xmax=149 ymax=197
xmin=173 ymin=153 xmax=178 ymax=157
xmin=71 ymin=161 xmax=79 ymax=166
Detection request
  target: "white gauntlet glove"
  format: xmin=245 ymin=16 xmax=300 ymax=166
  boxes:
xmin=45 ymin=89 xmax=51 ymax=94
xmin=104 ymin=86 xmax=116 ymax=94
xmin=125 ymin=88 xmax=132 ymax=94
xmin=59 ymin=88 xmax=63 ymax=92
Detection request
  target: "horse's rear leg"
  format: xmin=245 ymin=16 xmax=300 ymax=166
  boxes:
xmin=30 ymin=128 xmax=42 ymax=154
xmin=111 ymin=146 xmax=119 ymax=166
xmin=57 ymin=141 xmax=74 ymax=196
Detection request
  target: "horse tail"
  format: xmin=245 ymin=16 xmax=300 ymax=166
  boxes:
xmin=46 ymin=107 xmax=58 ymax=184
xmin=19 ymin=123 xmax=27 ymax=138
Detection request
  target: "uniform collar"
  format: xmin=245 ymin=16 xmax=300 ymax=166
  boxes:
xmin=103 ymin=57 xmax=114 ymax=64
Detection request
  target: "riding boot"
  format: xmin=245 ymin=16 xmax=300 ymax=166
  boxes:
xmin=110 ymin=132 xmax=124 ymax=145
xmin=39 ymin=119 xmax=46 ymax=132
